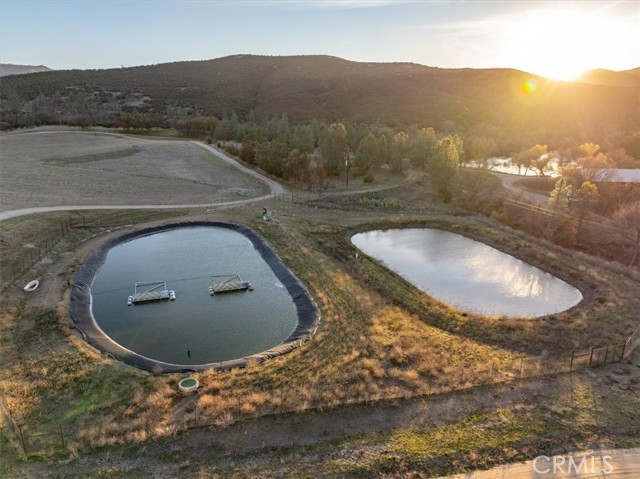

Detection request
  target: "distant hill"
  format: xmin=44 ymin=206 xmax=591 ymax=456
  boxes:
xmin=575 ymin=68 xmax=640 ymax=88
xmin=621 ymin=67 xmax=640 ymax=77
xmin=0 ymin=63 xmax=52 ymax=77
xmin=1 ymin=55 xmax=638 ymax=145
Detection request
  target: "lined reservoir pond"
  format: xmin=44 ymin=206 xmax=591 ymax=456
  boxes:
xmin=89 ymin=226 xmax=300 ymax=366
xmin=351 ymin=228 xmax=583 ymax=317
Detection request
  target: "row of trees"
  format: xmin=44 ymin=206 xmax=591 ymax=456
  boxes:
xmin=4 ymin=93 xmax=638 ymax=265
xmin=510 ymin=142 xmax=636 ymax=177
xmin=174 ymin=115 xmax=638 ymax=232
xmin=185 ymin=113 xmax=470 ymax=195
xmin=202 ymin=114 xmax=639 ymax=212
xmin=179 ymin=112 xmax=507 ymax=201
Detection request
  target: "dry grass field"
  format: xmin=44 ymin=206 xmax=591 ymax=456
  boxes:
xmin=0 ymin=131 xmax=639 ymax=478
xmin=0 ymin=130 xmax=268 ymax=211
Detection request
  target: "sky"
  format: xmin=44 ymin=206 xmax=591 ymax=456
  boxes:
xmin=1 ymin=0 xmax=638 ymax=80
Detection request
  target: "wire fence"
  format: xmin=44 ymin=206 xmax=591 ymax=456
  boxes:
xmin=2 ymin=322 xmax=638 ymax=458
xmin=0 ymin=219 xmax=72 ymax=288
xmin=2 ymin=205 xmax=639 ymax=457
xmin=0 ymin=210 xmax=188 ymax=290
xmin=1 ymin=396 xmax=67 ymax=457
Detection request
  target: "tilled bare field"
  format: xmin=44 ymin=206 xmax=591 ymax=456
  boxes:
xmin=0 ymin=131 xmax=268 ymax=211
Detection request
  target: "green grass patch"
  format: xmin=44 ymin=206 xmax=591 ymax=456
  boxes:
xmin=386 ymin=408 xmax=546 ymax=460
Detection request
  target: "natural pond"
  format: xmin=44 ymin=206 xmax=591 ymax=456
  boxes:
xmin=351 ymin=228 xmax=583 ymax=317
xmin=73 ymin=224 xmax=317 ymax=370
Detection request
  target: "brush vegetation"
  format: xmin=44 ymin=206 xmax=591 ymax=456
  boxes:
xmin=0 ymin=195 xmax=638 ymax=469
xmin=1 ymin=55 xmax=638 ymax=150
xmin=1 ymin=130 xmax=639 ymax=477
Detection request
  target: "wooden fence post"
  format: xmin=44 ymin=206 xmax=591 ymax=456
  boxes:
xmin=59 ymin=424 xmax=65 ymax=451
xmin=570 ymin=350 xmax=574 ymax=372
xmin=621 ymin=340 xmax=627 ymax=360
xmin=589 ymin=347 xmax=594 ymax=367
xmin=17 ymin=423 xmax=26 ymax=455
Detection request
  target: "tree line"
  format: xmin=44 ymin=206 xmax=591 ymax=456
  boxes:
xmin=2 ymin=76 xmax=638 ymax=265
xmin=190 ymin=112 xmax=640 ymax=268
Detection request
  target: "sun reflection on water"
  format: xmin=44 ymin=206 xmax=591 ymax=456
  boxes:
xmin=352 ymin=228 xmax=582 ymax=318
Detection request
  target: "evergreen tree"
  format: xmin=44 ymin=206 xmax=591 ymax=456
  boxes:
xmin=321 ymin=122 xmax=348 ymax=174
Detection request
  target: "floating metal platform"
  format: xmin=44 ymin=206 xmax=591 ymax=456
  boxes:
xmin=128 ymin=281 xmax=176 ymax=305
xmin=209 ymin=274 xmax=253 ymax=295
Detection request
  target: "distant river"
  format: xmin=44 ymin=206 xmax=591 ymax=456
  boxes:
xmin=351 ymin=228 xmax=583 ymax=318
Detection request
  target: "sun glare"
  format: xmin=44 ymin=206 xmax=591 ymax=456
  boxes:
xmin=503 ymin=8 xmax=638 ymax=81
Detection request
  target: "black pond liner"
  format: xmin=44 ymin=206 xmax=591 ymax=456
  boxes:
xmin=70 ymin=221 xmax=320 ymax=373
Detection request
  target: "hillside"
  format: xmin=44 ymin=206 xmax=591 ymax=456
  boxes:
xmin=0 ymin=63 xmax=51 ymax=77
xmin=1 ymin=55 xmax=638 ymax=143
xmin=575 ymin=68 xmax=640 ymax=88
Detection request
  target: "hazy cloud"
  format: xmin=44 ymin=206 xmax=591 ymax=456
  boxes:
xmin=260 ymin=0 xmax=414 ymax=8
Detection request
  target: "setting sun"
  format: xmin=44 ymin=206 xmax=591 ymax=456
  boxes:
xmin=503 ymin=7 xmax=638 ymax=81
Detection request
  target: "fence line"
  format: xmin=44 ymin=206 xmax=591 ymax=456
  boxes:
xmin=0 ymin=393 xmax=68 ymax=457
xmin=0 ymin=209 xmax=188 ymax=289
xmin=173 ymin=325 xmax=640 ymax=433
xmin=8 ymin=323 xmax=638 ymax=457
xmin=0 ymin=394 xmax=24 ymax=455
xmin=624 ymin=324 xmax=640 ymax=359
xmin=0 ymin=219 xmax=72 ymax=288
xmin=2 ymin=207 xmax=639 ymax=456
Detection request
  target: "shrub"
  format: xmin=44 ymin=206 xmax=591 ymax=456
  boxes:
xmin=358 ymin=196 xmax=404 ymax=210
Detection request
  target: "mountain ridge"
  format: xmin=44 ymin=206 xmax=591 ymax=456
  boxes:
xmin=575 ymin=68 xmax=640 ymax=88
xmin=0 ymin=63 xmax=52 ymax=77
xmin=1 ymin=55 xmax=638 ymax=145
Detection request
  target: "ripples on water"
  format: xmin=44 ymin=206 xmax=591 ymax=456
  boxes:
xmin=91 ymin=227 xmax=298 ymax=364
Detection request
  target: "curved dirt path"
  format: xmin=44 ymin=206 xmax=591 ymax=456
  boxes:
xmin=0 ymin=140 xmax=285 ymax=222
xmin=495 ymin=171 xmax=549 ymax=204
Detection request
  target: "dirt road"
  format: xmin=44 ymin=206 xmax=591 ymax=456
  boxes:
xmin=496 ymin=171 xmax=549 ymax=204
xmin=192 ymin=141 xmax=285 ymax=195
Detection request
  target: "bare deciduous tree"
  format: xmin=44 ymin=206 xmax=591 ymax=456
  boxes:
xmin=612 ymin=201 xmax=640 ymax=267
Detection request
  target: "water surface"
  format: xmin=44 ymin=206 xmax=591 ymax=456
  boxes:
xmin=351 ymin=228 xmax=582 ymax=317
xmin=91 ymin=227 xmax=298 ymax=364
